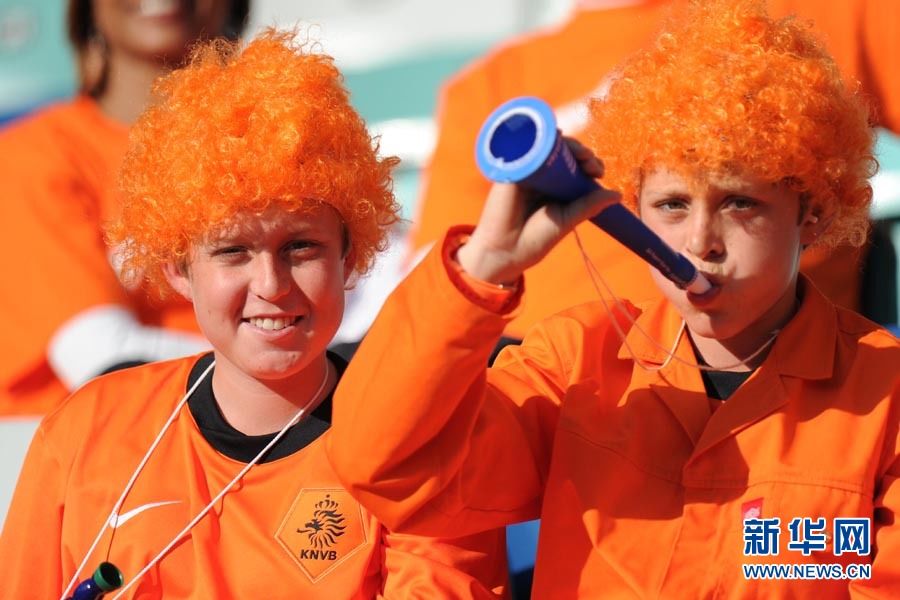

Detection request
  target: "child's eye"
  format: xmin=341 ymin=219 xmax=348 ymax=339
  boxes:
xmin=655 ymin=198 xmax=688 ymax=212
xmin=214 ymin=245 xmax=247 ymax=256
xmin=726 ymin=196 xmax=758 ymax=210
xmin=287 ymin=240 xmax=317 ymax=251
xmin=284 ymin=240 xmax=322 ymax=257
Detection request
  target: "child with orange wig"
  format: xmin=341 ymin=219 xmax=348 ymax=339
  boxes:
xmin=0 ymin=30 xmax=508 ymax=599
xmin=327 ymin=0 xmax=900 ymax=597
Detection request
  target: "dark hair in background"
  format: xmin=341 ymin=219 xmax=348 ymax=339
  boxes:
xmin=66 ymin=0 xmax=251 ymax=95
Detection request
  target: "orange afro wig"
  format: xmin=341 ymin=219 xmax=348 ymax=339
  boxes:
xmin=587 ymin=0 xmax=876 ymax=248
xmin=109 ymin=29 xmax=400 ymax=295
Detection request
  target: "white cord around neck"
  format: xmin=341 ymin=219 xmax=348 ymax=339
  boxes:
xmin=60 ymin=359 xmax=332 ymax=600
xmin=573 ymin=229 xmax=780 ymax=373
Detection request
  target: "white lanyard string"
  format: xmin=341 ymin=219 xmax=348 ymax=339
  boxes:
xmin=60 ymin=359 xmax=331 ymax=600
xmin=60 ymin=360 xmax=215 ymax=600
xmin=573 ymin=229 xmax=780 ymax=373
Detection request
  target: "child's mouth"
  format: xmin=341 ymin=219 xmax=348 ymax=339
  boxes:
xmin=138 ymin=0 xmax=183 ymax=18
xmin=686 ymin=275 xmax=722 ymax=306
xmin=245 ymin=316 xmax=302 ymax=331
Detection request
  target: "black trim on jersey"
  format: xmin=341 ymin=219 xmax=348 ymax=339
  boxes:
xmin=186 ymin=352 xmax=347 ymax=463
xmin=700 ymin=369 xmax=753 ymax=401
xmin=98 ymin=359 xmax=148 ymax=376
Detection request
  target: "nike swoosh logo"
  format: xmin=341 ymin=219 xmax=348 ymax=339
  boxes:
xmin=108 ymin=501 xmax=181 ymax=529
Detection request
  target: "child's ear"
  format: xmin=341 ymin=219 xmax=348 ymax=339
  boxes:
xmin=342 ymin=245 xmax=355 ymax=286
xmin=163 ymin=261 xmax=193 ymax=301
xmin=799 ymin=209 xmax=826 ymax=247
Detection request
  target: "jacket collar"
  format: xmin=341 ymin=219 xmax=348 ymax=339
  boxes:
xmin=613 ymin=276 xmax=837 ymax=453
xmin=616 ymin=275 xmax=837 ymax=381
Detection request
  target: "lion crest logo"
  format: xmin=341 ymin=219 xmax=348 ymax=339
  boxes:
xmin=296 ymin=494 xmax=347 ymax=549
xmin=276 ymin=488 xmax=367 ymax=581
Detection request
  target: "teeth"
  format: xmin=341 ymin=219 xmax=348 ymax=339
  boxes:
xmin=249 ymin=317 xmax=296 ymax=331
xmin=139 ymin=0 xmax=179 ymax=17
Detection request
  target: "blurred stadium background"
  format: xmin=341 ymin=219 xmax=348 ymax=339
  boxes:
xmin=1 ymin=0 xmax=898 ymax=593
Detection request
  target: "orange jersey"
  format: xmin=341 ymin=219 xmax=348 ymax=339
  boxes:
xmin=0 ymin=354 xmax=508 ymax=599
xmin=410 ymin=0 xmax=899 ymax=337
xmin=329 ymin=230 xmax=900 ymax=598
xmin=0 ymin=97 xmax=198 ymax=416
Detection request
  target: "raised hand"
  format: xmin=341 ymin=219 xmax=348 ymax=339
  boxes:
xmin=457 ymin=138 xmax=620 ymax=285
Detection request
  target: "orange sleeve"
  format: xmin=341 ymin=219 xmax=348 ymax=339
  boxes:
xmin=379 ymin=528 xmax=509 ymax=599
xmin=329 ymin=230 xmax=572 ymax=537
xmin=851 ymin=383 xmax=900 ymax=596
xmin=0 ymin=123 xmax=130 ymax=389
xmin=0 ymin=424 xmax=66 ymax=598
xmin=443 ymin=228 xmax=521 ymax=314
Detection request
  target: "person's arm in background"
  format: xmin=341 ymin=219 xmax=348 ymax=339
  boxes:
xmin=48 ymin=305 xmax=207 ymax=389
xmin=379 ymin=527 xmax=509 ymax=599
xmin=6 ymin=167 xmax=207 ymax=390
xmin=0 ymin=124 xmax=206 ymax=413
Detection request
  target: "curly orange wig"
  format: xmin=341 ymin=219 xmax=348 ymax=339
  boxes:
xmin=587 ymin=0 xmax=876 ymax=247
xmin=109 ymin=29 xmax=400 ymax=295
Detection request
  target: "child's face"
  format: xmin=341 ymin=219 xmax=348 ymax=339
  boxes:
xmin=166 ymin=204 xmax=348 ymax=382
xmin=639 ymin=166 xmax=818 ymax=343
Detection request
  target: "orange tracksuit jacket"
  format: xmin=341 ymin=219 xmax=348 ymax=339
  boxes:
xmin=329 ymin=230 xmax=900 ymax=598
xmin=0 ymin=354 xmax=508 ymax=599
xmin=0 ymin=97 xmax=198 ymax=416
xmin=409 ymin=0 xmax=900 ymax=337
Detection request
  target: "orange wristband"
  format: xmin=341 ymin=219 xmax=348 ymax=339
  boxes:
xmin=441 ymin=226 xmax=523 ymax=314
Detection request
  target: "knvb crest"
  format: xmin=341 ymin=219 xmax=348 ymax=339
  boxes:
xmin=276 ymin=488 xmax=367 ymax=581
xmin=296 ymin=494 xmax=346 ymax=555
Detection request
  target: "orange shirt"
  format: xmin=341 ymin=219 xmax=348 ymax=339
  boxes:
xmin=410 ymin=0 xmax=899 ymax=338
xmin=329 ymin=229 xmax=900 ymax=598
xmin=0 ymin=97 xmax=198 ymax=416
xmin=0 ymin=354 xmax=508 ymax=599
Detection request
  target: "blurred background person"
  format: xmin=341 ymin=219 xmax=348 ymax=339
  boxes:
xmin=0 ymin=0 xmax=250 ymax=417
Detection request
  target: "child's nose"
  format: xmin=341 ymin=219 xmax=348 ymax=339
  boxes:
xmin=251 ymin=254 xmax=291 ymax=300
xmin=686 ymin=212 xmax=725 ymax=262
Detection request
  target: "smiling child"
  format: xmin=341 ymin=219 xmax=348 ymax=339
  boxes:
xmin=0 ymin=30 xmax=507 ymax=599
